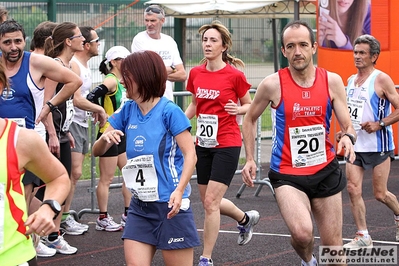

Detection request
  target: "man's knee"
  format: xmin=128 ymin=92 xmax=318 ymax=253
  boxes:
xmin=291 ymin=227 xmax=313 ymax=247
xmin=374 ymin=190 xmax=388 ymax=203
xmin=346 ymin=181 xmax=362 ymax=197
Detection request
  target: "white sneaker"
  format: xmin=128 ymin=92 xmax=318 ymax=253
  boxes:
xmin=198 ymin=256 xmax=213 ymax=266
xmin=237 ymin=210 xmax=260 ymax=245
xmin=121 ymin=214 xmax=127 ymax=227
xmin=96 ymin=216 xmax=122 ymax=232
xmin=395 ymin=219 xmax=399 ymax=241
xmin=60 ymin=215 xmax=88 ymax=235
xmin=343 ymin=233 xmax=373 ymax=250
xmin=31 ymin=234 xmax=40 ymax=248
xmin=42 ymin=235 xmax=78 ymax=255
xmin=36 ymin=241 xmax=56 ymax=257
xmin=69 ymin=214 xmax=89 ymax=231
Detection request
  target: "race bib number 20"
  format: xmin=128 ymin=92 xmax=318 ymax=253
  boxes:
xmin=196 ymin=114 xmax=219 ymax=148
xmin=289 ymin=124 xmax=327 ymax=168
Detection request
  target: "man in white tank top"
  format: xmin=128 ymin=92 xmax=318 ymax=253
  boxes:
xmin=341 ymin=34 xmax=399 ymax=249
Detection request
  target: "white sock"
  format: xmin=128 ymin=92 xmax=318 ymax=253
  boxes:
xmin=394 ymin=214 xmax=399 ymax=221
xmin=357 ymin=229 xmax=369 ymax=237
xmin=302 ymin=255 xmax=317 ymax=266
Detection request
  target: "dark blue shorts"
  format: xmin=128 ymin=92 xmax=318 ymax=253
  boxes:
xmin=353 ymin=150 xmax=394 ymax=170
xmin=122 ymin=198 xmax=200 ymax=250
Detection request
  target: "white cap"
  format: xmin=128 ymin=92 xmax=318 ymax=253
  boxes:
xmin=105 ymin=46 xmax=130 ymax=63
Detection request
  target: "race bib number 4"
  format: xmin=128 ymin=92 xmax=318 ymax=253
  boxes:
xmin=289 ymin=124 xmax=327 ymax=168
xmin=196 ymin=114 xmax=219 ymax=148
xmin=122 ymin=155 xmax=159 ymax=202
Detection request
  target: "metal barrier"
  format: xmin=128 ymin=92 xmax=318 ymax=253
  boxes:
xmin=235 ymin=114 xmax=275 ymax=198
xmin=76 ymin=87 xmax=399 ymax=219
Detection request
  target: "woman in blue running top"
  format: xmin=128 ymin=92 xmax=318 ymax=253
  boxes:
xmin=92 ymin=50 xmax=200 ymax=266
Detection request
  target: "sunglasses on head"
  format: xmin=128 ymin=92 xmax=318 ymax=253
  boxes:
xmin=145 ymin=6 xmax=163 ymax=15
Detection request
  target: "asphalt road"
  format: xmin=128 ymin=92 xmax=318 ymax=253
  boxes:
xmin=37 ymin=156 xmax=399 ymax=266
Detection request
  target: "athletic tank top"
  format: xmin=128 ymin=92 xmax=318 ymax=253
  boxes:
xmin=49 ymin=58 xmax=75 ymax=143
xmin=347 ymin=69 xmax=395 ymax=152
xmin=99 ymin=73 xmax=126 ymax=133
xmin=0 ymin=119 xmax=36 ymax=265
xmin=271 ymin=67 xmax=336 ymax=175
xmin=0 ymin=52 xmax=44 ymax=130
xmin=71 ymin=56 xmax=92 ymax=127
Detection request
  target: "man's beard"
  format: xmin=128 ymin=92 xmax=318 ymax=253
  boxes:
xmin=4 ymin=49 xmax=22 ymax=62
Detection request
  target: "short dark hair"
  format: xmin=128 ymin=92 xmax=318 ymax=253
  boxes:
xmin=280 ymin=20 xmax=315 ymax=48
xmin=121 ymin=50 xmax=166 ymax=102
xmin=0 ymin=19 xmax=26 ymax=40
xmin=80 ymin=26 xmax=95 ymax=44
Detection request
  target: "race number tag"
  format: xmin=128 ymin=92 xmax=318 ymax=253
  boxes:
xmin=289 ymin=124 xmax=326 ymax=168
xmin=62 ymin=99 xmax=75 ymax=132
xmin=8 ymin=118 xmax=26 ymax=128
xmin=122 ymin=155 xmax=159 ymax=202
xmin=347 ymin=98 xmax=365 ymax=131
xmin=196 ymin=114 xmax=219 ymax=148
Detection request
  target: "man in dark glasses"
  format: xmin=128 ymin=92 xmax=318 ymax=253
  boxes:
xmin=131 ymin=4 xmax=186 ymax=102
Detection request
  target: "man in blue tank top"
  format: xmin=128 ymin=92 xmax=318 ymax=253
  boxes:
xmin=0 ymin=19 xmax=82 ymax=128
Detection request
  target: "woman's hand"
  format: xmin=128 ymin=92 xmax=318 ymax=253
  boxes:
xmin=167 ymin=189 xmax=183 ymax=219
xmin=100 ymin=130 xmax=124 ymax=145
xmin=224 ymin=99 xmax=240 ymax=116
xmin=318 ymin=13 xmax=348 ymax=47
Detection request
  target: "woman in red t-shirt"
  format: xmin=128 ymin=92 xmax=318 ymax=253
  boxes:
xmin=185 ymin=20 xmax=259 ymax=266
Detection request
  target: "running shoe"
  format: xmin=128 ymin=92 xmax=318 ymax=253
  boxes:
xmin=198 ymin=256 xmax=213 ymax=266
xmin=36 ymin=241 xmax=56 ymax=257
xmin=95 ymin=216 xmax=122 ymax=232
xmin=60 ymin=215 xmax=87 ymax=235
xmin=42 ymin=235 xmax=78 ymax=255
xmin=237 ymin=210 xmax=260 ymax=245
xmin=69 ymin=214 xmax=89 ymax=231
xmin=31 ymin=233 xmax=40 ymax=248
xmin=121 ymin=213 xmax=127 ymax=227
xmin=395 ymin=218 xmax=399 ymax=241
xmin=343 ymin=233 xmax=373 ymax=250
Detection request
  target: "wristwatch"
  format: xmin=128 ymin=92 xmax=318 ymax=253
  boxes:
xmin=41 ymin=200 xmax=61 ymax=219
xmin=170 ymin=65 xmax=176 ymax=73
xmin=379 ymin=119 xmax=386 ymax=129
xmin=343 ymin=133 xmax=356 ymax=145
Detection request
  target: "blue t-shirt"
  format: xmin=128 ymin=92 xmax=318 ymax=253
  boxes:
xmin=109 ymin=97 xmax=192 ymax=202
